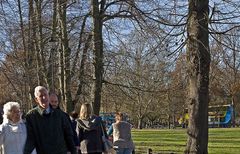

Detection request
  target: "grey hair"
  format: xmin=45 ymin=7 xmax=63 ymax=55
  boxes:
xmin=3 ymin=101 xmax=20 ymax=124
xmin=34 ymin=86 xmax=48 ymax=97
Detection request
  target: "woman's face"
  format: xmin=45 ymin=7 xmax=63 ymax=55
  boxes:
xmin=9 ymin=106 xmax=21 ymax=123
xmin=115 ymin=115 xmax=121 ymax=122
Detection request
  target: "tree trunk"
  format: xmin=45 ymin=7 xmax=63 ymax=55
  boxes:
xmin=18 ymin=0 xmax=31 ymax=110
xmin=48 ymin=0 xmax=58 ymax=92
xmin=185 ymin=0 xmax=210 ymax=154
xmin=30 ymin=0 xmax=41 ymax=86
xmin=58 ymin=0 xmax=73 ymax=113
xmin=231 ymin=96 xmax=236 ymax=127
xmin=59 ymin=48 xmax=65 ymax=110
xmin=35 ymin=0 xmax=48 ymax=86
xmin=74 ymin=34 xmax=92 ymax=104
xmin=137 ymin=117 xmax=143 ymax=129
xmin=91 ymin=0 xmax=104 ymax=115
xmin=26 ymin=0 xmax=37 ymax=109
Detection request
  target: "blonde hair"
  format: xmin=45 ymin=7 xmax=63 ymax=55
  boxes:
xmin=3 ymin=102 xmax=20 ymax=124
xmin=79 ymin=103 xmax=92 ymax=120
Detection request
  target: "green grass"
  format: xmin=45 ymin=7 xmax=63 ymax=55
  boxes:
xmin=132 ymin=128 xmax=240 ymax=154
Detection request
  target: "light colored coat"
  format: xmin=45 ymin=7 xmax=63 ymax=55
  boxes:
xmin=0 ymin=120 xmax=36 ymax=154
xmin=112 ymin=121 xmax=134 ymax=149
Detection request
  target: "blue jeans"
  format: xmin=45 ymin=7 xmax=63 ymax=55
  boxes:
xmin=115 ymin=148 xmax=133 ymax=154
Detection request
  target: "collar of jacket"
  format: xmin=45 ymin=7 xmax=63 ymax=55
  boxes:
xmin=37 ymin=106 xmax=53 ymax=116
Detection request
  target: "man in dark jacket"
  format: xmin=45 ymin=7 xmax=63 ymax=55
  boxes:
xmin=24 ymin=86 xmax=76 ymax=154
xmin=49 ymin=92 xmax=79 ymax=147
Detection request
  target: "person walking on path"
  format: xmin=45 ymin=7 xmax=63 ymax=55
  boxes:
xmin=107 ymin=112 xmax=134 ymax=154
xmin=0 ymin=101 xmax=36 ymax=154
xmin=24 ymin=86 xmax=76 ymax=154
xmin=76 ymin=103 xmax=104 ymax=154
xmin=49 ymin=92 xmax=79 ymax=149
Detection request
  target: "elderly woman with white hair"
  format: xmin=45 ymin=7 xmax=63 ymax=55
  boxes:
xmin=0 ymin=101 xmax=36 ymax=154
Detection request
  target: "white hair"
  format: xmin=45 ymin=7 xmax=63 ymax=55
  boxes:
xmin=2 ymin=101 xmax=20 ymax=124
xmin=34 ymin=86 xmax=48 ymax=97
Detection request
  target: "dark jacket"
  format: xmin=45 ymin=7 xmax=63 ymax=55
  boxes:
xmin=24 ymin=106 xmax=76 ymax=154
xmin=56 ymin=106 xmax=79 ymax=147
xmin=70 ymin=117 xmax=79 ymax=146
xmin=76 ymin=115 xmax=103 ymax=154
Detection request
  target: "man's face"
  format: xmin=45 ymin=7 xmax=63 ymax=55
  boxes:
xmin=35 ymin=89 xmax=49 ymax=109
xmin=49 ymin=95 xmax=59 ymax=109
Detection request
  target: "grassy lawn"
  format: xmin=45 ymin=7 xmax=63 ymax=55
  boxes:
xmin=132 ymin=128 xmax=240 ymax=154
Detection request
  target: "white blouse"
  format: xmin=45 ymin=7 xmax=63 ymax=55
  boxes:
xmin=0 ymin=120 xmax=36 ymax=154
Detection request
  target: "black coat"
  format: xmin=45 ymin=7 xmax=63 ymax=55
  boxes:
xmin=24 ymin=106 xmax=76 ymax=154
xmin=76 ymin=115 xmax=104 ymax=154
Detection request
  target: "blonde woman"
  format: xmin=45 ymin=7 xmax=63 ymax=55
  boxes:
xmin=0 ymin=102 xmax=36 ymax=154
xmin=76 ymin=103 xmax=104 ymax=154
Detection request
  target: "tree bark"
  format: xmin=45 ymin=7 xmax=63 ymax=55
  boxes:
xmin=137 ymin=117 xmax=143 ymax=129
xmin=91 ymin=0 xmax=104 ymax=115
xmin=74 ymin=34 xmax=92 ymax=104
xmin=35 ymin=0 xmax=49 ymax=86
xmin=48 ymin=0 xmax=58 ymax=92
xmin=17 ymin=0 xmax=30 ymax=110
xmin=185 ymin=0 xmax=210 ymax=153
xmin=58 ymin=0 xmax=73 ymax=113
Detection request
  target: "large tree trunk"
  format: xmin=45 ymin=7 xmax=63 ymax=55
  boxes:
xmin=185 ymin=0 xmax=210 ymax=154
xmin=91 ymin=0 xmax=104 ymax=115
